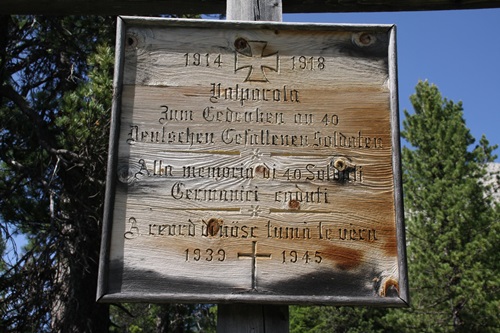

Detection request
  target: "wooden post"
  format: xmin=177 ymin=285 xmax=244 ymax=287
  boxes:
xmin=217 ymin=1 xmax=289 ymax=332
xmin=217 ymin=304 xmax=289 ymax=333
xmin=226 ymin=0 xmax=282 ymax=21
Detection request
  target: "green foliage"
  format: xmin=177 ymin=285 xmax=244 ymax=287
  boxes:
xmin=290 ymin=81 xmax=499 ymax=332
xmin=1 ymin=15 xmax=217 ymax=333
xmin=290 ymin=306 xmax=385 ymax=333
xmin=109 ymin=304 xmax=216 ymax=333
xmin=2 ymin=13 xmax=498 ymax=333
xmin=397 ymin=81 xmax=499 ymax=333
xmin=110 ymin=304 xmax=157 ymax=333
xmin=0 ymin=15 xmax=116 ymax=332
xmin=321 ymin=307 xmax=387 ymax=333
xmin=290 ymin=306 xmax=324 ymax=333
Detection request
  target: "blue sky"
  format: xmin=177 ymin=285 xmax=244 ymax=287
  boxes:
xmin=4 ymin=9 xmax=499 ymax=258
xmin=284 ymin=9 xmax=500 ymax=160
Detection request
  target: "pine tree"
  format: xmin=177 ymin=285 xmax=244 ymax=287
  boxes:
xmin=1 ymin=15 xmax=216 ymax=333
xmin=289 ymin=81 xmax=499 ymax=333
xmin=290 ymin=306 xmax=384 ymax=333
xmin=383 ymin=81 xmax=500 ymax=332
xmin=0 ymin=15 xmax=115 ymax=332
xmin=109 ymin=303 xmax=216 ymax=332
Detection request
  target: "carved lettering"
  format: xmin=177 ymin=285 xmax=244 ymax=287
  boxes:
xmin=318 ymin=222 xmax=378 ymax=241
xmin=148 ymin=220 xmax=197 ymax=237
xmin=171 ymin=182 xmax=259 ymax=202
xmin=305 ymin=163 xmax=363 ymax=183
xmin=112 ymin=22 xmax=401 ymax=300
xmin=203 ymin=106 xmax=284 ymax=125
xmin=266 ymin=221 xmax=312 ymax=240
xmin=221 ymin=128 xmax=309 ymax=147
xmin=185 ymin=248 xmax=226 ymax=262
xmin=184 ymin=53 xmax=223 ymax=67
xmin=182 ymin=164 xmax=254 ymax=179
xmin=291 ymin=56 xmax=325 ymax=71
xmin=282 ymin=250 xmax=322 ymax=264
xmin=274 ymin=187 xmax=329 ymax=204
xmin=210 ymin=83 xmax=299 ymax=106
xmin=159 ymin=105 xmax=193 ymax=124
xmin=313 ymin=130 xmax=382 ymax=149
xmin=152 ymin=160 xmax=174 ymax=177
xmin=201 ymin=219 xmax=257 ymax=239
xmin=127 ymin=125 xmax=215 ymax=146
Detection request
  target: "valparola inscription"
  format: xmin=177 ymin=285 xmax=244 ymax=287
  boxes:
xmin=99 ymin=18 xmax=406 ymax=306
xmin=118 ymin=37 xmax=389 ymax=265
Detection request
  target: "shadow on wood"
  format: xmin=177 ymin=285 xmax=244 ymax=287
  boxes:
xmin=217 ymin=304 xmax=289 ymax=333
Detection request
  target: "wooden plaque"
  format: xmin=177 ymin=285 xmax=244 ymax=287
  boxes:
xmin=97 ymin=16 xmax=409 ymax=305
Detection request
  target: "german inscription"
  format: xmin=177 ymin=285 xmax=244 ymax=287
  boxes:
xmin=98 ymin=17 xmax=408 ymax=305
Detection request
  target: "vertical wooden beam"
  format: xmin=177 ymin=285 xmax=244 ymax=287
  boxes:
xmin=217 ymin=304 xmax=289 ymax=333
xmin=226 ymin=0 xmax=282 ymax=21
xmin=218 ymin=1 xmax=288 ymax=332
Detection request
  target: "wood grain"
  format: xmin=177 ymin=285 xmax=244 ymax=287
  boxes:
xmin=217 ymin=304 xmax=289 ymax=333
xmin=226 ymin=0 xmax=282 ymax=21
xmin=99 ymin=18 xmax=407 ymax=306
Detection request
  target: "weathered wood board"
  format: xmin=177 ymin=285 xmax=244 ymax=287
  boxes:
xmin=97 ymin=16 xmax=409 ymax=305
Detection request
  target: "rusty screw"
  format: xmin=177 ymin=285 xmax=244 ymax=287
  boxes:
xmin=359 ymin=33 xmax=373 ymax=45
xmin=334 ymin=158 xmax=347 ymax=171
xmin=207 ymin=218 xmax=222 ymax=236
xmin=254 ymin=165 xmax=269 ymax=175
xmin=353 ymin=32 xmax=376 ymax=47
xmin=288 ymin=200 xmax=300 ymax=210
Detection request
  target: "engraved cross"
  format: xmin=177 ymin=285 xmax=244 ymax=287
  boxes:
xmin=235 ymin=41 xmax=279 ymax=82
xmin=237 ymin=241 xmax=272 ymax=290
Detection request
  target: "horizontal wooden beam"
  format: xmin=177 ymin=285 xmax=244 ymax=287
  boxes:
xmin=4 ymin=0 xmax=500 ymax=15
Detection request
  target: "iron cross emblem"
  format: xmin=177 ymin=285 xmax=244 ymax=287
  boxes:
xmin=235 ymin=40 xmax=279 ymax=82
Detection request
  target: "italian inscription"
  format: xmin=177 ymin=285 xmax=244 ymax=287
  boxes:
xmin=102 ymin=19 xmax=405 ymax=304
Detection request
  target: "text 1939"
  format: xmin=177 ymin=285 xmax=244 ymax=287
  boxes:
xmin=185 ymin=248 xmax=226 ymax=262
